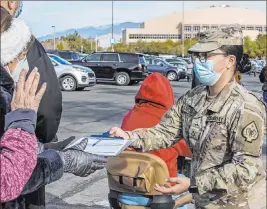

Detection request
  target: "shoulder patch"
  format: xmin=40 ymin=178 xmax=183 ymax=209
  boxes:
xmin=242 ymin=121 xmax=259 ymax=143
xmin=234 ymin=106 xmax=264 ymax=156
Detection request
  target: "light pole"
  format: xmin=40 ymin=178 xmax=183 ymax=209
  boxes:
xmin=111 ymin=0 xmax=114 ymax=52
xmin=90 ymin=36 xmax=93 ymax=52
xmin=182 ymin=1 xmax=185 ymax=57
xmin=95 ymin=34 xmax=98 ymax=52
xmin=52 ymin=26 xmax=56 ymax=50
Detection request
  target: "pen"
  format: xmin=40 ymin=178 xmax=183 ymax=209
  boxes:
xmin=92 ymin=139 xmax=102 ymax=146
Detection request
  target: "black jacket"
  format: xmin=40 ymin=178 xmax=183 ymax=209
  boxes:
xmin=24 ymin=34 xmax=62 ymax=209
xmin=259 ymin=66 xmax=267 ymax=91
xmin=27 ymin=38 xmax=62 ymax=144
xmin=0 ymin=67 xmax=14 ymax=138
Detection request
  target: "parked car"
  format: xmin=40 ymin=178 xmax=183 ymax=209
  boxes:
xmin=146 ymin=58 xmax=186 ymax=81
xmin=46 ymin=50 xmax=80 ymax=61
xmin=165 ymin=58 xmax=189 ymax=67
xmin=167 ymin=60 xmax=187 ymax=70
xmin=144 ymin=55 xmax=158 ymax=64
xmin=48 ymin=54 xmax=96 ymax=91
xmin=166 ymin=60 xmax=194 ymax=82
xmin=78 ymin=53 xmax=89 ymax=60
xmin=69 ymin=52 xmax=148 ymax=86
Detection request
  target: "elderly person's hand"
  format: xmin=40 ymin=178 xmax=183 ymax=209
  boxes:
xmin=11 ymin=68 xmax=46 ymax=113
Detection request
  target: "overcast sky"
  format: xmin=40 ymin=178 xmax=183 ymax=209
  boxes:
xmin=20 ymin=1 xmax=266 ymax=37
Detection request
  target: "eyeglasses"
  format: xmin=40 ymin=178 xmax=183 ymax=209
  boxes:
xmin=191 ymin=52 xmax=228 ymax=63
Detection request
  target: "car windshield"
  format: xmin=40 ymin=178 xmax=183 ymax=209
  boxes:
xmin=163 ymin=60 xmax=172 ymax=66
xmin=160 ymin=60 xmax=173 ymax=67
xmin=79 ymin=54 xmax=87 ymax=59
xmin=50 ymin=55 xmax=72 ymax=65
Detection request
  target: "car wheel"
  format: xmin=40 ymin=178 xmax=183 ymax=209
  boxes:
xmin=76 ymin=87 xmax=85 ymax=91
xmin=167 ymin=71 xmax=178 ymax=81
xmin=60 ymin=75 xmax=77 ymax=91
xmin=115 ymin=72 xmax=130 ymax=86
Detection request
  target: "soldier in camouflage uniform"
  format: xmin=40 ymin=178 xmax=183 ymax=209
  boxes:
xmin=110 ymin=25 xmax=266 ymax=209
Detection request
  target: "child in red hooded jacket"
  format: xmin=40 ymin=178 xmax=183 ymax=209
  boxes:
xmin=121 ymin=73 xmax=192 ymax=178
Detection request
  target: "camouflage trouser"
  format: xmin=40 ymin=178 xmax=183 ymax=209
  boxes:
xmin=193 ymin=191 xmax=250 ymax=209
xmin=194 ymin=202 xmax=250 ymax=209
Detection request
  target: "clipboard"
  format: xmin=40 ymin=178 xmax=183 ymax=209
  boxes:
xmin=64 ymin=132 xmax=134 ymax=157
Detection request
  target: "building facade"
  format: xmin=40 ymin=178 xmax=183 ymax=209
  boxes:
xmin=122 ymin=5 xmax=266 ymax=43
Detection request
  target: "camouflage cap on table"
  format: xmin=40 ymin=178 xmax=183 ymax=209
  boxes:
xmin=188 ymin=24 xmax=243 ymax=53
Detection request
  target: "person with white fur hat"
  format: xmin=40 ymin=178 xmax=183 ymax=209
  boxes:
xmin=0 ymin=12 xmax=107 ymax=209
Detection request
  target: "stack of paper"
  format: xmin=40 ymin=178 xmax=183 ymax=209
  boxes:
xmin=64 ymin=136 xmax=135 ymax=157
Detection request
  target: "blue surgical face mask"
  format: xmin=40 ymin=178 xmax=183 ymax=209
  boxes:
xmin=193 ymin=58 xmax=222 ymax=86
xmin=15 ymin=0 xmax=23 ymax=18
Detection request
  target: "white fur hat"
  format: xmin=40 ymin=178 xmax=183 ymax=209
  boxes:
xmin=1 ymin=18 xmax=32 ymax=65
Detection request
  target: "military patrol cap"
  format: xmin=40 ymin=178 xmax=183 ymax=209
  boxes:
xmin=188 ymin=24 xmax=243 ymax=53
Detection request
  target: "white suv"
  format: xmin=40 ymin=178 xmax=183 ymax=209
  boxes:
xmin=48 ymin=54 xmax=96 ymax=91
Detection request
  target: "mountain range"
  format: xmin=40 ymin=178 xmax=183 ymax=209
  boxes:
xmin=38 ymin=22 xmax=141 ymax=46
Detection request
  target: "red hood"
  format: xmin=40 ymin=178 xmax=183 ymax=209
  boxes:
xmin=135 ymin=73 xmax=174 ymax=110
xmin=121 ymin=73 xmax=192 ymax=177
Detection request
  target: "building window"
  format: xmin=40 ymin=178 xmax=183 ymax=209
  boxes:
xmin=246 ymin=26 xmax=254 ymax=30
xmin=265 ymin=27 xmax=267 ymax=32
xmin=255 ymin=27 xmax=263 ymax=32
xmin=193 ymin=26 xmax=200 ymax=31
xmin=241 ymin=26 xmax=246 ymax=30
xmin=185 ymin=34 xmax=191 ymax=39
xmin=211 ymin=26 xmax=218 ymax=29
xmin=202 ymin=26 xmax=209 ymax=31
xmin=184 ymin=26 xmax=191 ymax=32
xmin=128 ymin=34 xmax=181 ymax=40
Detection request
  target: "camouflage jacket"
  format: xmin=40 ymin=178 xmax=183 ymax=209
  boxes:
xmin=127 ymin=81 xmax=266 ymax=209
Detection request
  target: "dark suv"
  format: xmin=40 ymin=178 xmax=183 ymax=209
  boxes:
xmin=46 ymin=50 xmax=80 ymax=61
xmin=69 ymin=52 xmax=148 ymax=86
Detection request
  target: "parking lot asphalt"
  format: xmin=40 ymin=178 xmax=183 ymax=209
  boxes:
xmin=46 ymin=74 xmax=266 ymax=209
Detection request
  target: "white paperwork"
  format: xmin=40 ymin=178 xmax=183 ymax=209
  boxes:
xmin=64 ymin=136 xmax=135 ymax=157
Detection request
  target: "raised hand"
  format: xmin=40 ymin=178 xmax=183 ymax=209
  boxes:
xmin=11 ymin=68 xmax=46 ymax=112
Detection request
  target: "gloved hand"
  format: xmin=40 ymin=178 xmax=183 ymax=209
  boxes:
xmin=59 ymin=138 xmax=107 ymax=177
xmin=37 ymin=136 xmax=76 ymax=154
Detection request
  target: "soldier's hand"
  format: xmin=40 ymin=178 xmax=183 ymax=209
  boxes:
xmin=109 ymin=127 xmax=129 ymax=139
xmin=154 ymin=177 xmax=190 ymax=195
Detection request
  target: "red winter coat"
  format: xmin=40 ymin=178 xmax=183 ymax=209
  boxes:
xmin=121 ymin=73 xmax=192 ymax=177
